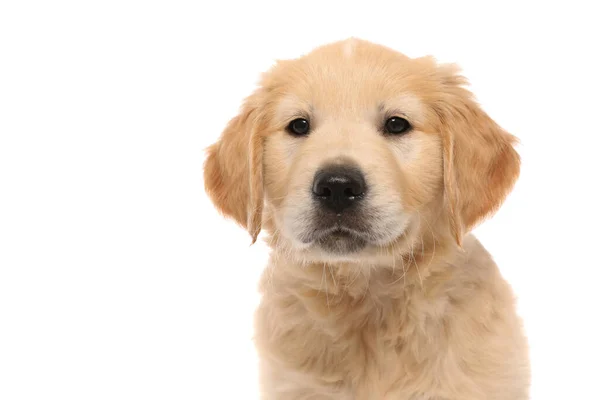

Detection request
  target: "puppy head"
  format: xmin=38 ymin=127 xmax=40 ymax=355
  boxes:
xmin=204 ymin=39 xmax=520 ymax=263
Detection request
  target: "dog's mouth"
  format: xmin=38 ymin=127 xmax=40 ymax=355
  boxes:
xmin=305 ymin=226 xmax=369 ymax=254
xmin=290 ymin=207 xmax=411 ymax=254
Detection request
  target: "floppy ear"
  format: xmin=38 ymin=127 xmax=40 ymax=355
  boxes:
xmin=203 ymin=95 xmax=265 ymax=243
xmin=436 ymin=65 xmax=521 ymax=246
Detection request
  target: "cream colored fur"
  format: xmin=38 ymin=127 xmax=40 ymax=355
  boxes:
xmin=204 ymin=38 xmax=530 ymax=399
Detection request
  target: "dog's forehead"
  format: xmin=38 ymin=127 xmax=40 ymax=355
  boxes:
xmin=267 ymin=42 xmax=428 ymax=119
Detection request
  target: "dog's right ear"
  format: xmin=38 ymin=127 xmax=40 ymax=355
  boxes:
xmin=203 ymin=93 xmax=265 ymax=243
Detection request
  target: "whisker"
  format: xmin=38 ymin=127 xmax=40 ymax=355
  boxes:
xmin=328 ymin=263 xmax=337 ymax=289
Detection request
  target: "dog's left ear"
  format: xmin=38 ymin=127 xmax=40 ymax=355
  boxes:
xmin=435 ymin=64 xmax=521 ymax=246
xmin=203 ymin=92 xmax=266 ymax=243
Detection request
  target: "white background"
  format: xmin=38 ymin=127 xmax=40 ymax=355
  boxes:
xmin=1 ymin=1 xmax=599 ymax=399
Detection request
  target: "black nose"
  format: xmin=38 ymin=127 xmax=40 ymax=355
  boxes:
xmin=312 ymin=166 xmax=366 ymax=213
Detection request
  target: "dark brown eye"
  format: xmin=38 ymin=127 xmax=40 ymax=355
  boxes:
xmin=384 ymin=116 xmax=411 ymax=135
xmin=287 ymin=118 xmax=310 ymax=136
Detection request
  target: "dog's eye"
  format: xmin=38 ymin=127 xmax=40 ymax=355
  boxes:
xmin=384 ymin=116 xmax=411 ymax=135
xmin=287 ymin=118 xmax=310 ymax=136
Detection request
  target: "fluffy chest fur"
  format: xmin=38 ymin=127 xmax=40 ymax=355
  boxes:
xmin=254 ymin=236 xmax=529 ymax=400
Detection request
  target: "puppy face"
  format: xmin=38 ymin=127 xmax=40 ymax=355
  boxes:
xmin=204 ymin=39 xmax=520 ymax=264
xmin=264 ymin=67 xmax=442 ymax=260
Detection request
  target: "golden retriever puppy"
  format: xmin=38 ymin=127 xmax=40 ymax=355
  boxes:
xmin=204 ymin=38 xmax=530 ymax=400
